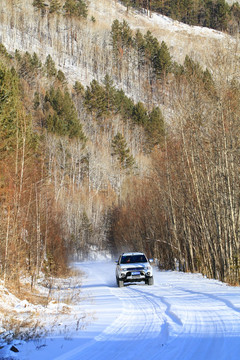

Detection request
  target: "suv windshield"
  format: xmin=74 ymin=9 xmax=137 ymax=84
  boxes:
xmin=121 ymin=255 xmax=147 ymax=264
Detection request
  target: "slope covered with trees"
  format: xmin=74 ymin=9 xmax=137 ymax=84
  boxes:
xmin=0 ymin=40 xmax=166 ymax=288
xmin=121 ymin=0 xmax=240 ymax=33
xmin=112 ymin=59 xmax=240 ymax=283
xmin=0 ymin=0 xmax=240 ymax=289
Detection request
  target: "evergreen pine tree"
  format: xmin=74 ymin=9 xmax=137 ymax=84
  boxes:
xmin=146 ymin=106 xmax=165 ymax=147
xmin=84 ymin=80 xmax=107 ymax=118
xmin=0 ymin=62 xmax=38 ymax=155
xmin=181 ymin=0 xmax=194 ymax=23
xmin=215 ymin=0 xmax=229 ymax=30
xmin=132 ymin=102 xmax=148 ymax=126
xmin=203 ymin=68 xmax=215 ymax=94
xmin=144 ymin=31 xmax=159 ymax=64
xmin=57 ymin=70 xmax=66 ymax=83
xmin=183 ymin=55 xmax=202 ymax=79
xmin=64 ymin=0 xmax=77 ymax=15
xmin=32 ymin=0 xmax=45 ymax=9
xmin=73 ymin=81 xmax=84 ymax=95
xmin=49 ymin=0 xmax=62 ymax=14
xmin=134 ymin=30 xmax=146 ymax=68
xmin=45 ymin=55 xmax=57 ymax=77
xmin=114 ymin=89 xmax=134 ymax=120
xmin=33 ymin=91 xmax=40 ymax=110
xmin=64 ymin=0 xmax=88 ymax=18
xmin=31 ymin=52 xmax=42 ymax=69
xmin=112 ymin=132 xmax=135 ymax=169
xmin=76 ymin=0 xmax=88 ymax=18
xmin=0 ymin=44 xmax=11 ymax=59
xmin=120 ymin=20 xmax=133 ymax=49
xmin=111 ymin=19 xmax=122 ymax=53
xmin=103 ymin=74 xmax=116 ymax=114
xmin=44 ymin=87 xmax=86 ymax=140
xmin=154 ymin=41 xmax=172 ymax=79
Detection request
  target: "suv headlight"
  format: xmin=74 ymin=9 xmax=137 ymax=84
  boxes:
xmin=120 ymin=267 xmax=127 ymax=271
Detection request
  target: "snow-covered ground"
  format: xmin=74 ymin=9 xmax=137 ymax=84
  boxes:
xmin=1 ymin=260 xmax=240 ymax=359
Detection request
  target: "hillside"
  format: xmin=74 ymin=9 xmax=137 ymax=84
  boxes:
xmin=0 ymin=0 xmax=240 ymax=303
xmin=0 ymin=0 xmax=240 ymax=354
xmin=0 ymin=0 xmax=237 ymax=101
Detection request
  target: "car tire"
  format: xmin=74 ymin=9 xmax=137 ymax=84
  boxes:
xmin=147 ymin=277 xmax=154 ymax=285
xmin=116 ymin=277 xmax=124 ymax=288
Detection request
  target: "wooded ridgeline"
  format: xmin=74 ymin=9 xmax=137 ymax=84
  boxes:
xmin=0 ymin=1 xmax=240 ymax=288
xmin=121 ymin=0 xmax=240 ymax=33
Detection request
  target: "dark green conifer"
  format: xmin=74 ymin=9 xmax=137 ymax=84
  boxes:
xmin=114 ymin=89 xmax=134 ymax=120
xmin=132 ymin=102 xmax=148 ymax=126
xmin=64 ymin=0 xmax=77 ymax=15
xmin=64 ymin=0 xmax=88 ymax=18
xmin=134 ymin=30 xmax=146 ymax=67
xmin=33 ymin=92 xmax=40 ymax=110
xmin=111 ymin=19 xmax=122 ymax=55
xmin=203 ymin=68 xmax=215 ymax=94
xmin=154 ymin=41 xmax=172 ymax=79
xmin=144 ymin=31 xmax=159 ymax=63
xmin=112 ymin=132 xmax=135 ymax=169
xmin=57 ymin=70 xmax=66 ymax=83
xmin=215 ymin=0 xmax=230 ymax=30
xmin=49 ymin=0 xmax=62 ymax=13
xmin=84 ymin=80 xmax=107 ymax=118
xmin=45 ymin=55 xmax=57 ymax=77
xmin=73 ymin=81 xmax=84 ymax=95
xmin=44 ymin=87 xmax=86 ymax=140
xmin=103 ymin=74 xmax=116 ymax=114
xmin=0 ymin=62 xmax=38 ymax=155
xmin=32 ymin=0 xmax=45 ymax=9
xmin=120 ymin=20 xmax=133 ymax=49
xmin=146 ymin=107 xmax=165 ymax=147
xmin=31 ymin=52 xmax=42 ymax=69
xmin=184 ymin=55 xmax=202 ymax=79
xmin=76 ymin=0 xmax=88 ymax=18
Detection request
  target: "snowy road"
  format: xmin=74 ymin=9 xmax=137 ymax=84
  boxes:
xmin=15 ymin=261 xmax=240 ymax=359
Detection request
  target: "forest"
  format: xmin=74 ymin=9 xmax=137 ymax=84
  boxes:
xmin=0 ymin=0 xmax=240 ymax=292
xmin=121 ymin=0 xmax=240 ymax=33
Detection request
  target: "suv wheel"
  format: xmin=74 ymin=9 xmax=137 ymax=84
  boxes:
xmin=116 ymin=277 xmax=124 ymax=288
xmin=145 ymin=277 xmax=154 ymax=285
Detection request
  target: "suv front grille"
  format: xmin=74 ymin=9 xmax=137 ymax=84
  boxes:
xmin=126 ymin=271 xmax=145 ymax=277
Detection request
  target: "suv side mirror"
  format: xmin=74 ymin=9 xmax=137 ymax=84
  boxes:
xmin=149 ymin=259 xmax=153 ymax=263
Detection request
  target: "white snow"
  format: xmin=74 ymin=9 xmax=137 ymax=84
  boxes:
xmin=1 ymin=260 xmax=240 ymax=359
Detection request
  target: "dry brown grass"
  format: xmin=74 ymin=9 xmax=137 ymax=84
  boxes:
xmin=0 ymin=307 xmax=45 ymax=342
xmin=5 ymin=281 xmax=49 ymax=306
xmin=0 ymin=268 xmax=86 ymax=343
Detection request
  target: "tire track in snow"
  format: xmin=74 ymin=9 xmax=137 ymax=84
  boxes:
xmin=129 ymin=286 xmax=184 ymax=346
xmin=77 ymin=285 xmax=166 ymax=359
xmin=54 ymin=283 xmax=167 ymax=360
xmin=159 ymin=280 xmax=240 ymax=337
xmin=176 ymin=287 xmax=240 ymax=315
xmin=148 ymin=283 xmax=240 ymax=360
xmin=54 ymin=263 xmax=240 ymax=360
xmin=128 ymin=281 xmax=240 ymax=360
